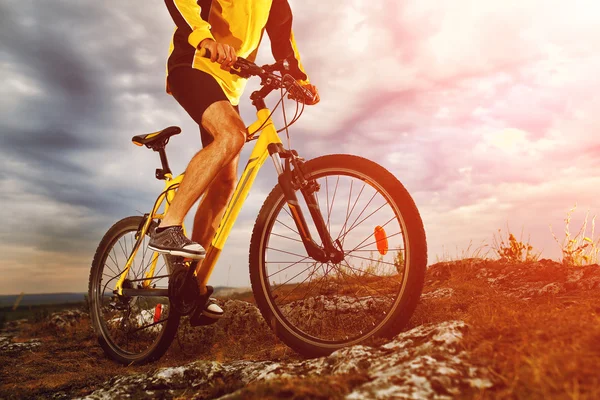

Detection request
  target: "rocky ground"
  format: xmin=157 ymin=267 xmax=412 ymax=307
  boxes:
xmin=1 ymin=258 xmax=600 ymax=399
xmin=80 ymin=320 xmax=491 ymax=400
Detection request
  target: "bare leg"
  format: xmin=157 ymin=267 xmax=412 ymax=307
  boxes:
xmin=159 ymin=100 xmax=246 ymax=229
xmin=191 ymin=155 xmax=239 ymax=249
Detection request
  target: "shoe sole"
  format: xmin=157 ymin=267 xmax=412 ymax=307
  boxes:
xmin=148 ymin=244 xmax=206 ymax=260
xmin=203 ymin=309 xmax=223 ymax=319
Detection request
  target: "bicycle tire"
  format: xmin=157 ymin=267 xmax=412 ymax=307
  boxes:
xmin=88 ymin=216 xmax=180 ymax=364
xmin=249 ymin=154 xmax=427 ymax=357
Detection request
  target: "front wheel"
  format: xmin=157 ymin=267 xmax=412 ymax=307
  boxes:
xmin=249 ymin=154 xmax=427 ymax=357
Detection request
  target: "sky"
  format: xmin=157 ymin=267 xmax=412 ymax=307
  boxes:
xmin=1 ymin=0 xmax=600 ymax=294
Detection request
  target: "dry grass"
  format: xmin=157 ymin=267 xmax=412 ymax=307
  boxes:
xmin=551 ymin=204 xmax=600 ymax=266
xmin=416 ymin=258 xmax=600 ymax=399
xmin=492 ymin=225 xmax=541 ymax=263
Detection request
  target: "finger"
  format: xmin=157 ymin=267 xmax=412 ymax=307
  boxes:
xmin=217 ymin=45 xmax=228 ymax=64
xmin=227 ymin=46 xmax=237 ymax=68
xmin=209 ymin=43 xmax=218 ymax=63
xmin=220 ymin=47 xmax=230 ymax=70
xmin=220 ymin=46 xmax=233 ymax=70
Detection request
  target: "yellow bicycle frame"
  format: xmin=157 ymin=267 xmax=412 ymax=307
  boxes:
xmin=115 ymin=108 xmax=282 ymax=295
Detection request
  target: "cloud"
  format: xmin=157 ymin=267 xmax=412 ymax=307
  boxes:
xmin=2 ymin=0 xmax=600 ymax=293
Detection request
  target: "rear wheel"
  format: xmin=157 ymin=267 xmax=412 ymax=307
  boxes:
xmin=249 ymin=155 xmax=427 ymax=357
xmin=88 ymin=216 xmax=180 ymax=364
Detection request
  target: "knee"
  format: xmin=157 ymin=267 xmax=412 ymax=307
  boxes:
xmin=212 ymin=116 xmax=246 ymax=156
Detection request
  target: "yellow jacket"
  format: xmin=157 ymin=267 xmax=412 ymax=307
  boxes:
xmin=165 ymin=0 xmax=309 ymax=106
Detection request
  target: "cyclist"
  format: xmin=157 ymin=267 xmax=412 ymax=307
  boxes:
xmin=148 ymin=0 xmax=319 ymax=259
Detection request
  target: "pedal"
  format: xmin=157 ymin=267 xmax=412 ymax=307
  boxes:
xmin=168 ymin=267 xmax=199 ymax=315
xmin=190 ymin=286 xmax=223 ymax=327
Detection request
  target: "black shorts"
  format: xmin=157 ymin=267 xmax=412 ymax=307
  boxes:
xmin=167 ymin=66 xmax=239 ymax=147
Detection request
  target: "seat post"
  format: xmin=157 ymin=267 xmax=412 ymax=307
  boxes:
xmin=155 ymin=147 xmax=172 ymax=179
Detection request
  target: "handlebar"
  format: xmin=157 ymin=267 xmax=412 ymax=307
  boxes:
xmin=197 ymin=48 xmax=316 ymax=104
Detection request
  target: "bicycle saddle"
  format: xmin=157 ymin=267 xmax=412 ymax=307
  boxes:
xmin=132 ymin=126 xmax=181 ymax=148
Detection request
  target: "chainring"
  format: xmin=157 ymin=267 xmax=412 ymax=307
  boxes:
xmin=168 ymin=267 xmax=199 ymax=315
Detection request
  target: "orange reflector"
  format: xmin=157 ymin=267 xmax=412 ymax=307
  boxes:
xmin=132 ymin=141 xmax=143 ymax=146
xmin=374 ymin=226 xmax=388 ymax=255
xmin=154 ymin=304 xmax=162 ymax=323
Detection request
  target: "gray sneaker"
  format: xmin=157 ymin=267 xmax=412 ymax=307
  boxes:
xmin=148 ymin=226 xmax=206 ymax=259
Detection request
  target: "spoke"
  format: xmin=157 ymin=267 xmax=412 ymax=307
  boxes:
xmin=104 ymin=261 xmax=119 ymax=279
xmin=338 ymin=261 xmax=397 ymax=302
xmin=282 ymin=204 xmax=296 ymax=221
xmin=130 ymin=233 xmax=135 ymax=273
xmin=344 ymin=253 xmax=399 ymax=268
xmin=304 ymin=262 xmax=332 ymax=302
xmin=124 ymin=235 xmax=129 ymax=264
xmin=153 ymin=263 xmax=166 ymax=281
xmin=326 ymin=175 xmax=340 ymax=232
xmin=140 ymin=251 xmax=158 ymax=281
xmin=271 ymin=232 xmax=303 ymax=243
xmin=139 ymin=235 xmax=147 ymax=278
xmin=267 ymin=261 xmax=317 ymax=263
xmin=338 ymin=202 xmax=388 ymax=244
xmin=338 ymin=182 xmax=367 ymax=245
xmin=315 ymin=183 xmax=324 ymax=224
xmin=350 ymin=231 xmax=403 ymax=253
xmin=342 ymin=249 xmax=398 ymax=253
xmin=272 ymin=262 xmax=319 ymax=294
xmin=130 ymin=234 xmax=141 ymax=280
xmin=339 ymin=180 xmax=354 ymax=241
xmin=315 ymin=263 xmax=335 ymax=337
xmin=340 ymin=190 xmax=378 ymax=246
xmin=307 ymin=263 xmax=331 ymax=300
xmin=127 ymin=274 xmax=170 ymax=282
xmin=101 ymin=273 xmax=121 ymax=297
xmin=110 ymin=247 xmax=120 ymax=272
xmin=275 ymin=219 xmax=300 ymax=236
xmin=267 ymin=255 xmax=312 ymax=278
xmin=118 ymin=240 xmax=128 ymax=264
xmin=329 ymin=262 xmax=380 ymax=330
xmin=325 ymin=176 xmax=330 ymax=231
xmin=106 ymin=250 xmax=120 ymax=276
xmin=266 ymin=247 xmax=308 ymax=259
xmin=278 ymin=261 xmax=322 ymax=304
xmin=345 ymin=216 xmax=398 ymax=254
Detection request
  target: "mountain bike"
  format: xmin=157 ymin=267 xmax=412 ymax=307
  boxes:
xmin=88 ymin=50 xmax=427 ymax=364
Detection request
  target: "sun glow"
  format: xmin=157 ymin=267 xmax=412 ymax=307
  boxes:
xmin=488 ymin=128 xmax=529 ymax=153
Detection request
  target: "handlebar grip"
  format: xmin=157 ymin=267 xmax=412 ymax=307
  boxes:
xmin=287 ymin=84 xmax=317 ymax=104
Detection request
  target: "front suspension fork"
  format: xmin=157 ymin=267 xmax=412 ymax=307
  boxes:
xmin=270 ymin=148 xmax=343 ymax=263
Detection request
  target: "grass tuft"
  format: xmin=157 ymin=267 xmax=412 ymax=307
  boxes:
xmin=550 ymin=203 xmax=600 ymax=266
xmin=492 ymin=225 xmax=540 ymax=263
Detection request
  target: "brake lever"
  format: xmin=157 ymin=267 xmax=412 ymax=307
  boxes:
xmin=229 ymin=67 xmax=252 ymax=79
xmin=286 ymin=82 xmax=315 ymax=104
